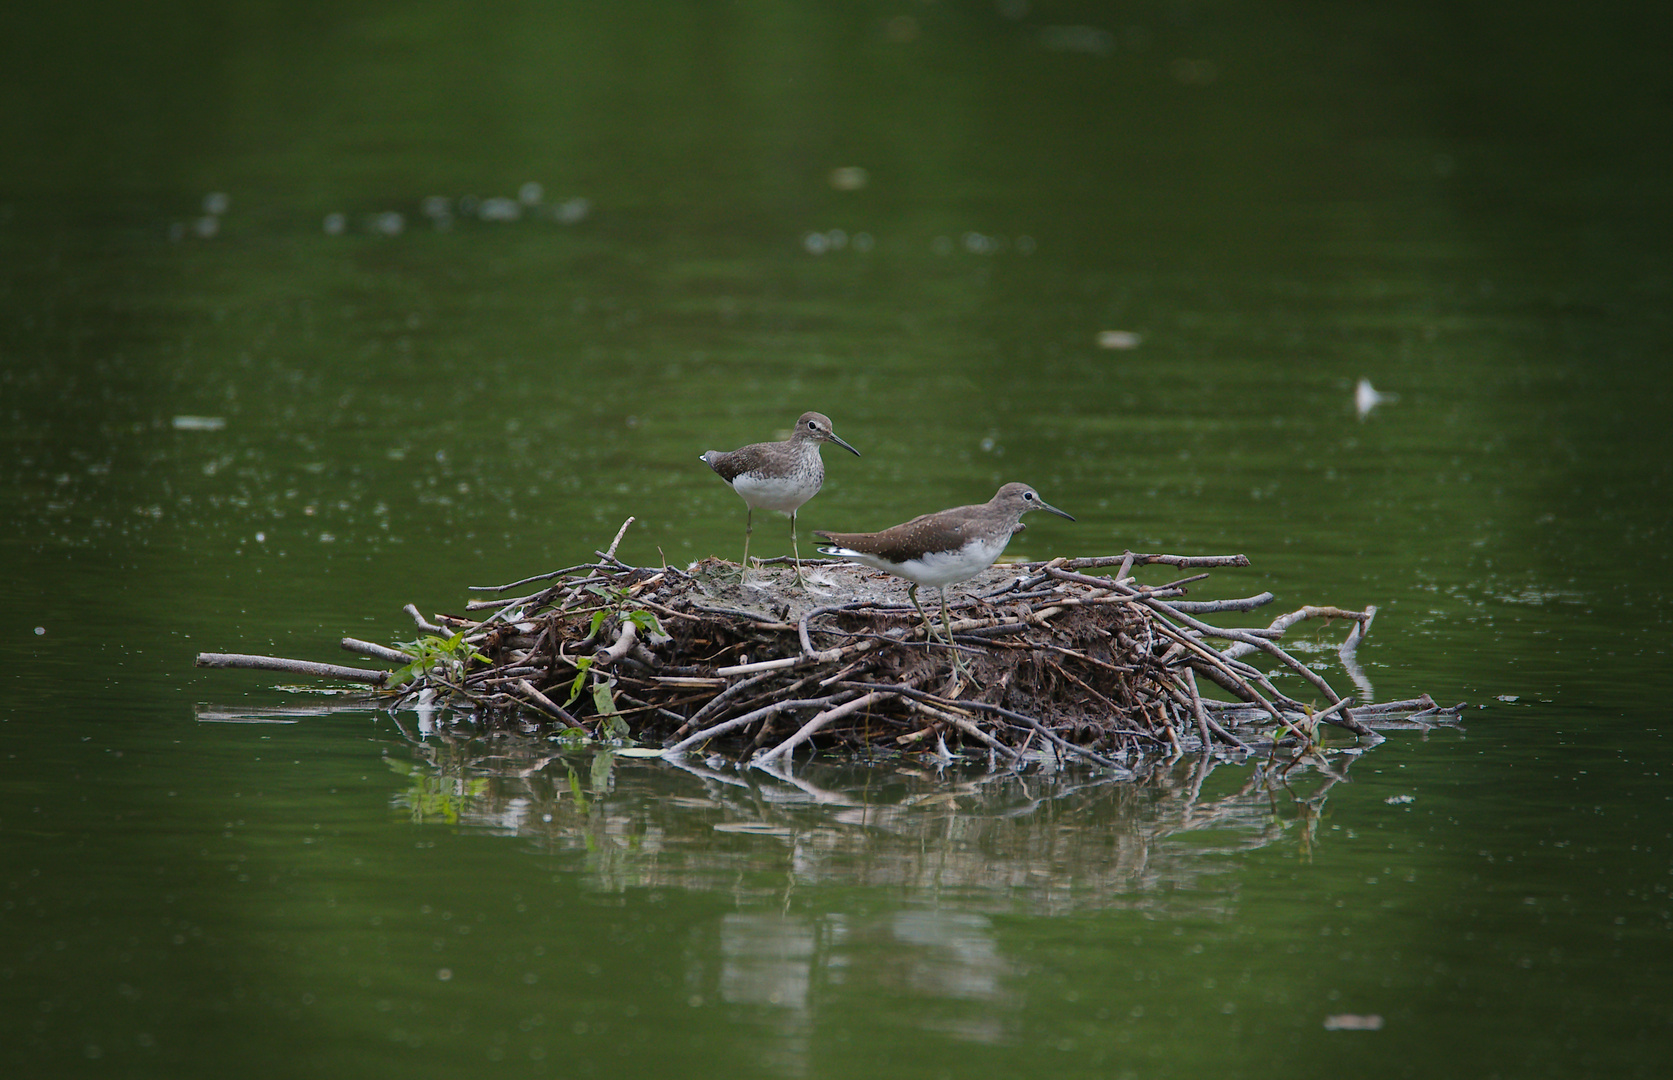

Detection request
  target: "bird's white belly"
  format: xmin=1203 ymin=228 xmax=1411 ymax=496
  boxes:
xmin=731 ymin=470 xmax=819 ymax=514
xmin=844 ymin=535 xmax=1011 ymax=588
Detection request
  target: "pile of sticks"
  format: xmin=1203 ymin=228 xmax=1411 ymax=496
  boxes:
xmin=195 ymin=521 xmax=1461 ymax=764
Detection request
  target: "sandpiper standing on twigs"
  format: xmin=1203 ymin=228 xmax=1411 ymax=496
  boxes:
xmin=815 ymin=483 xmax=1075 ymax=663
xmin=701 ymin=412 xmax=861 ymax=587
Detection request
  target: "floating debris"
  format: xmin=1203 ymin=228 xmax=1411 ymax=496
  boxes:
xmin=829 ymin=166 xmax=869 ymax=191
xmin=553 ymin=197 xmax=591 ymax=224
xmin=478 ymin=197 xmax=522 ymax=222
xmin=172 ymin=415 xmax=226 ymax=431
xmin=1355 ymin=377 xmax=1398 ymax=419
xmin=1097 ymin=330 xmax=1142 ymax=350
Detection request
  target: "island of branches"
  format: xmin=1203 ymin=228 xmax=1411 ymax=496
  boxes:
xmin=195 ymin=519 xmax=1462 ymax=766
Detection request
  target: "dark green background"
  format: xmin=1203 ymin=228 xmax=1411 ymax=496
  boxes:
xmin=4 ymin=2 xmax=1670 ymax=1077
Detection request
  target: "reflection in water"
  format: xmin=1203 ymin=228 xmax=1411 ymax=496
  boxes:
xmin=384 ymin=728 xmax=1354 ymax=917
xmin=714 ymin=906 xmax=1018 ymax=1064
xmin=717 ymin=913 xmax=817 ymax=1074
xmin=356 ymin=733 xmax=1345 ymax=1068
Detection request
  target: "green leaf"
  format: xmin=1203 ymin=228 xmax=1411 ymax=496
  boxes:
xmin=565 ymin=765 xmax=589 ymax=813
xmin=591 ymin=680 xmax=616 ymax=719
xmin=564 ymin=656 xmax=593 ymax=707
xmin=554 ymin=727 xmax=591 ymax=749
xmin=590 ymin=749 xmax=615 ymax=792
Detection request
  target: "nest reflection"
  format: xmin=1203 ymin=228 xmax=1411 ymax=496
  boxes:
xmin=389 ymin=731 xmax=1389 ymax=914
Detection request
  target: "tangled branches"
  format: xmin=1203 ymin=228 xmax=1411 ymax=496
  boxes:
xmin=195 ymin=521 xmax=1461 ymax=765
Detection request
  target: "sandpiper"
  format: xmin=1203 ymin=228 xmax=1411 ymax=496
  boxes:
xmin=815 ymin=482 xmax=1075 ymax=653
xmin=701 ymin=411 xmax=861 ymax=586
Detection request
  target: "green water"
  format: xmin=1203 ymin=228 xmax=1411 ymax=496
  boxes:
xmin=4 ymin=1 xmax=1671 ymax=1077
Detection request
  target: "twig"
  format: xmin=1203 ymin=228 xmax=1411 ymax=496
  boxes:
xmin=666 ymin=695 xmax=849 ymax=755
xmin=1141 ymin=619 xmax=1304 ymax=737
xmin=513 ymin=679 xmax=583 ymax=728
xmin=1059 ymin=552 xmax=1251 ymax=570
xmin=1221 ymin=604 xmax=1374 ymax=661
xmin=469 ymin=562 xmax=593 ymax=592
xmin=403 ymin=604 xmax=444 ymax=633
xmin=674 ymin=671 xmax=782 ymax=735
xmin=1134 ymin=590 xmax=1364 ymax=724
xmin=900 ymin=701 xmax=1023 ymax=762
xmin=1341 ymin=604 xmax=1377 ymax=656
xmin=603 ymin=516 xmax=635 ymax=562
xmin=1184 ymin=667 xmax=1249 ymax=751
xmin=464 ymin=591 xmax=543 ymax=612
xmin=715 ymin=639 xmax=865 ymax=676
xmin=687 ymin=601 xmax=797 ymax=630
xmin=593 ymin=621 xmax=639 ymax=667
xmin=1169 ymin=592 xmax=1277 ymax=614
xmin=798 ymin=602 xmax=871 ymax=655
xmin=755 ymin=692 xmax=893 ymax=767
xmin=341 ymin=637 xmax=409 ymax=664
xmin=195 ymin=652 xmax=388 ymax=686
xmin=842 ymin=682 xmax=1138 ymax=766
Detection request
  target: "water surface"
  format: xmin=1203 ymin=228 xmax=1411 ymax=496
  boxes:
xmin=4 ymin=2 xmax=1671 ymax=1077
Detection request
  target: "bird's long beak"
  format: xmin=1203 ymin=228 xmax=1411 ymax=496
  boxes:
xmin=1039 ymin=499 xmax=1075 ymax=522
xmin=829 ymin=433 xmax=861 ymax=457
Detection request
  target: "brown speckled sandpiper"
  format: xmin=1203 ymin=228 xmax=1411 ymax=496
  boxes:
xmin=701 ymin=411 xmax=860 ymax=587
xmin=815 ymin=482 xmax=1074 ymax=649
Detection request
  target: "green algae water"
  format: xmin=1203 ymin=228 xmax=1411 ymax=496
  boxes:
xmin=4 ymin=2 xmax=1670 ymax=1077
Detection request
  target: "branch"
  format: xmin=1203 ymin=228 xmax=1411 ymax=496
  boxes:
xmin=195 ymin=652 xmax=388 ymax=686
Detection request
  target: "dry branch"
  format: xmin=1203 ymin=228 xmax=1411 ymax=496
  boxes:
xmin=195 ymin=652 xmax=389 ymax=686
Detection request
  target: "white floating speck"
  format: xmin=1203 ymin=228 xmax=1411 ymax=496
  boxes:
xmin=1097 ymin=330 xmax=1142 ymax=350
xmin=1355 ymin=377 xmax=1398 ymax=419
xmin=479 ymin=197 xmax=521 ymax=222
xmin=172 ymin=415 xmax=226 ymax=431
xmin=828 ymin=166 xmax=869 ymax=190
xmin=554 ymin=197 xmax=591 ymax=224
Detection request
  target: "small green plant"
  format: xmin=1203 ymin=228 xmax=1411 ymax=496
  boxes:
xmin=575 ymin=584 xmax=664 ymax=640
xmin=386 ymin=757 xmax=489 ymax=824
xmin=560 ymin=587 xmax=664 ymax=740
xmin=387 ymin=630 xmax=490 ymax=689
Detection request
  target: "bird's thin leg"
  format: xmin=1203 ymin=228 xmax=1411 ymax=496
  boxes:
xmin=740 ymin=507 xmax=754 ymax=581
xmin=907 ymin=584 xmax=936 ymax=642
xmin=940 ymin=587 xmax=972 ymax=679
xmin=790 ymin=509 xmax=806 ymax=588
